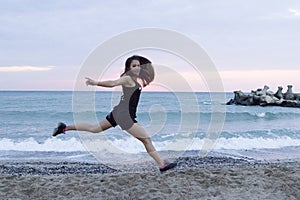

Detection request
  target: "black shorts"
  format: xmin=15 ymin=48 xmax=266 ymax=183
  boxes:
xmin=106 ymin=110 xmax=137 ymax=130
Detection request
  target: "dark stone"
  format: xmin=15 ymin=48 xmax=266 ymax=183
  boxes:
xmin=274 ymin=86 xmax=283 ymax=99
xmin=284 ymin=85 xmax=295 ymax=100
xmin=227 ymin=85 xmax=300 ymax=108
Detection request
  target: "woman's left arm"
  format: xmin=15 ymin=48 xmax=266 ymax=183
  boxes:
xmin=85 ymin=76 xmax=132 ymax=88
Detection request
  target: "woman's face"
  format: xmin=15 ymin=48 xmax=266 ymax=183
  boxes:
xmin=129 ymin=59 xmax=140 ymax=76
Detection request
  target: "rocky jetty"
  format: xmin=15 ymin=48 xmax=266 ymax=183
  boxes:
xmin=227 ymin=85 xmax=300 ymax=108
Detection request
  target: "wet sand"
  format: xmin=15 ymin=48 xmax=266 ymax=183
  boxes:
xmin=0 ymin=157 xmax=299 ymax=199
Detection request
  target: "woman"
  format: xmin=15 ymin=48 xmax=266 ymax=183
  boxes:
xmin=53 ymin=55 xmax=176 ymax=172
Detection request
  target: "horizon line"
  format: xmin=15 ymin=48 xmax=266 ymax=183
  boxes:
xmin=0 ymin=89 xmax=234 ymax=93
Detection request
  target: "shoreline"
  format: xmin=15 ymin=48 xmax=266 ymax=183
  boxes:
xmin=0 ymin=155 xmax=299 ymax=176
xmin=0 ymin=156 xmax=299 ymax=199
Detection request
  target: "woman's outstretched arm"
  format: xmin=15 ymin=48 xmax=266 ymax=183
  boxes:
xmin=85 ymin=76 xmax=134 ymax=88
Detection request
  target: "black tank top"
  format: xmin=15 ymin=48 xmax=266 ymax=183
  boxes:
xmin=114 ymin=78 xmax=142 ymax=118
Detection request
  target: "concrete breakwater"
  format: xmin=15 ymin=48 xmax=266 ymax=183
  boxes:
xmin=227 ymin=85 xmax=300 ymax=108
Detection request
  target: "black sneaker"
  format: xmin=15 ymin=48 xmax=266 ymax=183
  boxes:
xmin=52 ymin=122 xmax=66 ymax=137
xmin=159 ymin=162 xmax=177 ymax=172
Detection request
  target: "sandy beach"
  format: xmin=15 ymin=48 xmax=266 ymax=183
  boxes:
xmin=0 ymin=157 xmax=299 ymax=200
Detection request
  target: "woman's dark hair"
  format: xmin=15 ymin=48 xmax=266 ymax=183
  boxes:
xmin=121 ymin=55 xmax=155 ymax=87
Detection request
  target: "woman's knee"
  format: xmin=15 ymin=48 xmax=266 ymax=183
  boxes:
xmin=138 ymin=137 xmax=152 ymax=145
xmin=89 ymin=125 xmax=102 ymax=133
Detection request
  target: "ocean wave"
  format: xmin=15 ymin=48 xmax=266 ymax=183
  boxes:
xmin=1 ymin=135 xmax=299 ymax=153
xmin=0 ymin=111 xmax=109 ymax=121
xmin=140 ymin=111 xmax=300 ymax=123
xmin=5 ymin=109 xmax=300 ymax=116
xmin=0 ymin=137 xmax=86 ymax=152
xmin=83 ymin=136 xmax=300 ymax=153
xmin=223 ymin=111 xmax=300 ymax=121
xmin=220 ymin=129 xmax=300 ymax=139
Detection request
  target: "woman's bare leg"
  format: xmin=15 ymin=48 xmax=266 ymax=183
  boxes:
xmin=66 ymin=118 xmax=112 ymax=133
xmin=126 ymin=123 xmax=165 ymax=167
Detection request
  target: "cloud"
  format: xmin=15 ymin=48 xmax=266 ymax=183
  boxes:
xmin=289 ymin=8 xmax=300 ymax=16
xmin=0 ymin=66 xmax=53 ymax=72
xmin=262 ymin=8 xmax=300 ymax=20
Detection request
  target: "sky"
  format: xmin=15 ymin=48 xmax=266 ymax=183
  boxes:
xmin=1 ymin=0 xmax=300 ymax=92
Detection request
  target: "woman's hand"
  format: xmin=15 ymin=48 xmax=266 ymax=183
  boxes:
xmin=85 ymin=77 xmax=98 ymax=86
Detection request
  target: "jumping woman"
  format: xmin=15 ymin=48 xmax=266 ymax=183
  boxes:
xmin=53 ymin=55 xmax=176 ymax=172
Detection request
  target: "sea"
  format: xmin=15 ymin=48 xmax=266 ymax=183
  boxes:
xmin=1 ymin=91 xmax=300 ymax=166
